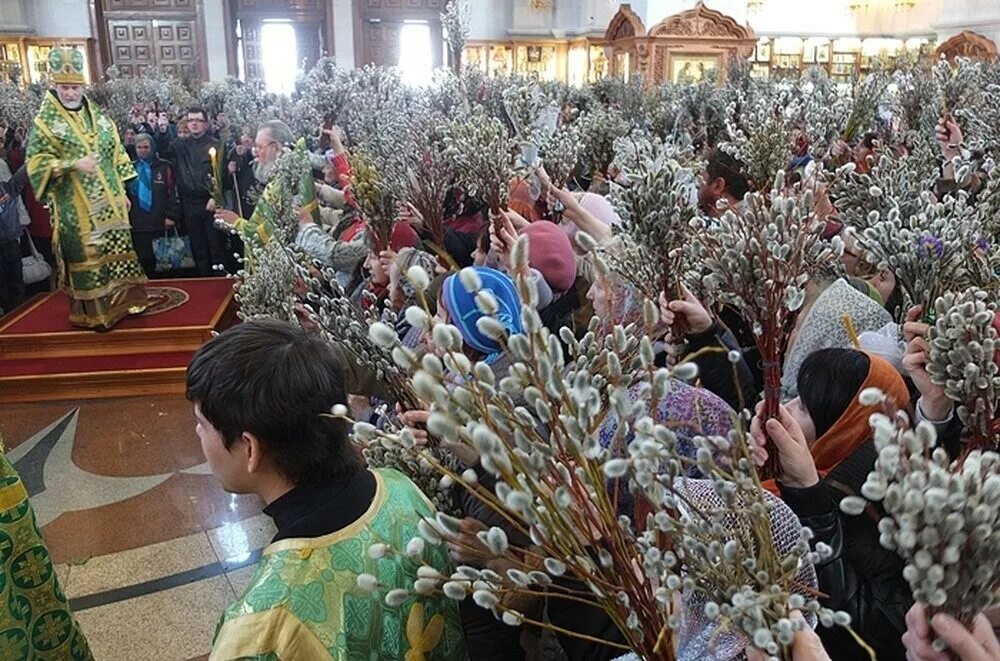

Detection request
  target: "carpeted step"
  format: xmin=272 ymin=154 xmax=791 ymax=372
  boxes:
xmin=0 ymin=351 xmax=193 ymax=404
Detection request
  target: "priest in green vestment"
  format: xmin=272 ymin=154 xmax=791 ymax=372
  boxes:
xmin=26 ymin=47 xmax=147 ymax=330
xmin=213 ymin=122 xmax=325 ymax=266
xmin=0 ymin=434 xmax=93 ymax=660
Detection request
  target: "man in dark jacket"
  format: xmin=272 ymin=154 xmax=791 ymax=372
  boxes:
xmin=0 ymin=165 xmax=29 ymax=313
xmin=225 ymin=133 xmax=256 ymax=218
xmin=171 ymin=106 xmax=223 ymax=276
xmin=151 ymin=112 xmax=176 ymax=160
xmin=127 ymin=134 xmax=181 ymax=278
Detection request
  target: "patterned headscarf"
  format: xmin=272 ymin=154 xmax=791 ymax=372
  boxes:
xmin=599 ymin=379 xmax=736 ymax=515
xmin=781 ymin=278 xmax=892 ymax=400
xmin=590 ymin=267 xmax=655 ymax=337
xmin=440 ymin=267 xmax=523 ymax=362
xmin=393 ymin=248 xmax=439 ymax=306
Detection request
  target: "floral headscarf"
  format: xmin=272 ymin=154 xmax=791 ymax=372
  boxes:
xmin=393 ymin=247 xmax=439 ymax=306
xmin=599 ymin=379 xmax=736 ymax=515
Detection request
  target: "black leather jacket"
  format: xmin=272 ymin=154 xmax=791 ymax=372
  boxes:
xmin=780 ymin=441 xmax=910 ymax=660
xmin=169 ymin=132 xmax=220 ymax=200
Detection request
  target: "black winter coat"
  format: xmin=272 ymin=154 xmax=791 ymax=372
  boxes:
xmin=779 ymin=442 xmax=910 ymax=660
xmin=170 ymin=133 xmax=220 ymax=200
xmin=677 ymin=322 xmax=759 ymax=413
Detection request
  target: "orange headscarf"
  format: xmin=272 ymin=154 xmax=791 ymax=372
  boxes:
xmin=809 ymin=353 xmax=908 ymax=475
xmin=508 ymin=178 xmax=544 ymax=222
xmin=763 ymin=352 xmax=909 ymax=494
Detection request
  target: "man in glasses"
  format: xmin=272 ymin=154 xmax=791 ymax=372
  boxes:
xmin=214 ymin=120 xmax=309 ymax=255
xmin=171 ymin=106 xmax=225 ymax=276
xmin=215 ymin=121 xmax=370 ymax=285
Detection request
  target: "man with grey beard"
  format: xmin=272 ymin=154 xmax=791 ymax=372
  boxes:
xmin=214 ymin=120 xmax=367 ymax=283
xmin=26 ymin=46 xmax=148 ymax=329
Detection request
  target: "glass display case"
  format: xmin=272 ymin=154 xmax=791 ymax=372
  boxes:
xmin=589 ymin=45 xmax=608 ymax=83
xmin=515 ymin=44 xmax=559 ymax=81
xmin=747 ymin=35 xmax=927 ymax=82
xmin=463 ymin=44 xmax=487 ymax=73
xmin=488 ymin=44 xmax=513 ymax=76
xmin=0 ymin=37 xmax=92 ymax=86
xmin=0 ymin=40 xmax=24 ymax=83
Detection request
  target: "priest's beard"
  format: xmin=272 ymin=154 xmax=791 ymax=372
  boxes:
xmin=57 ymin=95 xmax=82 ymax=110
xmin=253 ymin=159 xmax=277 ymax=185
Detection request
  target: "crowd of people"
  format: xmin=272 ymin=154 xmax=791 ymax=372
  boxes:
xmin=194 ymin=69 xmax=997 ymax=659
xmin=0 ymin=102 xmax=260 ymax=316
xmin=2 ymin=47 xmax=999 ymax=661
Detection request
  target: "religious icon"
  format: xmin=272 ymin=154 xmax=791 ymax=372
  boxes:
xmin=756 ymin=41 xmax=772 ymax=63
xmin=671 ymin=55 xmax=720 ymax=84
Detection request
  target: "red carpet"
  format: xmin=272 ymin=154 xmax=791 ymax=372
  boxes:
xmin=2 ymin=278 xmax=233 ymax=334
xmin=0 ymin=279 xmax=237 ymax=403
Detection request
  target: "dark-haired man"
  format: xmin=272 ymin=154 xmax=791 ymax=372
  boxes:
xmin=698 ymin=148 xmax=750 ymax=217
xmin=171 ymin=106 xmax=224 ymax=275
xmin=187 ymin=320 xmax=465 ymax=660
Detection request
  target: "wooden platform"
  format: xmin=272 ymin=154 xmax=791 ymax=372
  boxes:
xmin=0 ymin=279 xmax=237 ymax=404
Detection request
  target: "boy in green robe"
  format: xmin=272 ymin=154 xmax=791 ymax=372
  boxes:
xmin=185 ymin=320 xmax=466 ymax=660
xmin=26 ymin=46 xmax=147 ymax=330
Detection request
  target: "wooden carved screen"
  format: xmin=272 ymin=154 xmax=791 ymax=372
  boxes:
xmin=154 ymin=21 xmax=198 ymax=77
xmin=295 ymin=22 xmax=323 ymax=70
xmin=357 ymin=0 xmax=444 ymax=68
xmin=96 ymin=0 xmax=208 ymax=81
xmin=107 ymin=21 xmax=155 ymax=77
xmin=364 ymin=21 xmax=403 ymax=68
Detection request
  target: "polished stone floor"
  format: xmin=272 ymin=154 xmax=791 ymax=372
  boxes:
xmin=2 ymin=395 xmax=274 ymax=660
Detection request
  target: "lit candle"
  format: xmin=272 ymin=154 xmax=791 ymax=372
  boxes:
xmin=208 ymin=146 xmax=224 ymax=207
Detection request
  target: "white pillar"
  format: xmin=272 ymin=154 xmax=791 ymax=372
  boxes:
xmin=202 ymin=0 xmax=229 ymax=81
xmin=332 ymin=0 xmax=356 ymax=69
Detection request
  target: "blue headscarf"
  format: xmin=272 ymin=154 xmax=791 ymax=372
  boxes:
xmin=440 ymin=267 xmax=523 ymax=363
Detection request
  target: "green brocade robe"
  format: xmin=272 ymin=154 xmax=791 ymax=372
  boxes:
xmin=209 ymin=469 xmax=467 ymax=661
xmin=26 ymin=91 xmax=146 ymax=329
xmin=0 ymin=444 xmax=92 ymax=660
xmin=232 ymin=144 xmax=319 ymax=265
xmin=233 ymin=176 xmax=278 ymax=258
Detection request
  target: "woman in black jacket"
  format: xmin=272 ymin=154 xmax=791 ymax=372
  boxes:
xmin=750 ymin=349 xmax=914 ymax=660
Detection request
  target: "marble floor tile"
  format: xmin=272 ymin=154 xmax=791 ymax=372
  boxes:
xmin=224 ymin=565 xmax=258 ymax=599
xmin=55 ymin=563 xmax=71 ymax=589
xmin=75 ymin=575 xmax=235 ymax=661
xmin=207 ymin=512 xmax=276 ymax=565
xmin=4 ymin=395 xmax=264 ymax=563
xmin=62 ymin=530 xmax=218 ymax=598
xmin=42 ymin=472 xmax=262 ymax=564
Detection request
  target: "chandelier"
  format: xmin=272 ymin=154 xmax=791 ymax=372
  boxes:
xmin=530 ymin=0 xmax=552 ymax=9
xmin=747 ymin=0 xmax=763 ymax=12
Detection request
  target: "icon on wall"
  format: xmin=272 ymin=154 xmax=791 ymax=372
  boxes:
xmin=671 ymin=55 xmax=720 ymax=84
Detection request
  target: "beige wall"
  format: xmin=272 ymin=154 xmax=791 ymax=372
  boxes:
xmin=12 ymin=0 xmax=1000 ymax=81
